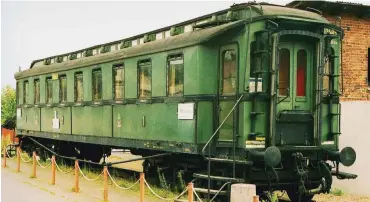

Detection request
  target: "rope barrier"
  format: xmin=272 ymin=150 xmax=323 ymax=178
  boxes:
xmin=19 ymin=152 xmax=32 ymax=163
xmin=107 ymin=169 xmax=140 ymax=190
xmin=144 ymin=179 xmax=188 ymax=201
xmin=77 ymin=164 xmax=103 ymax=181
xmin=36 ymin=157 xmax=52 ymax=169
xmin=54 ymin=159 xmax=74 ymax=174
xmin=209 ymin=182 xmax=230 ymax=202
xmin=193 ymin=189 xmax=204 ymax=202
xmin=5 ymin=147 xmax=15 ymax=160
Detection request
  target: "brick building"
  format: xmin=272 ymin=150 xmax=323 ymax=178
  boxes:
xmin=288 ymin=1 xmax=370 ymax=101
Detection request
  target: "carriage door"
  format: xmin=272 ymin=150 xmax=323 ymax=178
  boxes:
xmin=218 ymin=44 xmax=238 ymax=143
xmin=277 ymin=42 xmax=312 ymax=112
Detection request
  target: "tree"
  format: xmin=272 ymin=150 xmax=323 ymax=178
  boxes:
xmin=1 ymin=85 xmax=16 ymax=128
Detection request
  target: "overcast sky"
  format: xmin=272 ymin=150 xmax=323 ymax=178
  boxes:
xmin=1 ymin=0 xmax=369 ymax=88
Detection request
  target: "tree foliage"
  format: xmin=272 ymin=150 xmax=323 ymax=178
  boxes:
xmin=1 ymin=85 xmax=16 ymax=126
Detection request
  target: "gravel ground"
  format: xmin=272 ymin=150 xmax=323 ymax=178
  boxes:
xmin=313 ymin=193 xmax=370 ymax=202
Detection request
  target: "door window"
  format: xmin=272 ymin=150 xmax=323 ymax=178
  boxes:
xmin=221 ymin=50 xmax=237 ymax=95
xmin=296 ymin=50 xmax=307 ymax=97
xmin=278 ymin=49 xmax=290 ymax=96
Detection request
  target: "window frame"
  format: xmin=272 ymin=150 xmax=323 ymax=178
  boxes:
xmin=220 ymin=49 xmax=237 ymax=96
xmin=59 ymin=75 xmax=67 ymax=104
xmin=166 ymin=54 xmax=184 ymax=97
xmin=74 ymin=72 xmax=84 ymax=103
xmin=23 ymin=80 xmax=29 ymax=104
xmin=137 ymin=59 xmax=152 ymax=99
xmin=34 ymin=79 xmax=40 ymax=105
xmin=278 ymin=48 xmax=291 ymax=97
xmin=113 ymin=64 xmax=125 ymax=101
xmin=92 ymin=68 xmax=103 ymax=103
xmin=46 ymin=77 xmax=53 ymax=104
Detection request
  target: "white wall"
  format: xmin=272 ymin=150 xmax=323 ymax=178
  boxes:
xmin=333 ymin=101 xmax=370 ymax=195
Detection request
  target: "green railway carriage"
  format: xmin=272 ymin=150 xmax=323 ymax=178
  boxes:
xmin=15 ymin=2 xmax=357 ymax=201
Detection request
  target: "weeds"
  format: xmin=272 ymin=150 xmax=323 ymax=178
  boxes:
xmin=330 ymin=188 xmax=344 ymax=196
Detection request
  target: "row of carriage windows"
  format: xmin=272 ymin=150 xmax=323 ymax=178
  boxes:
xmin=20 ymin=55 xmax=184 ymax=104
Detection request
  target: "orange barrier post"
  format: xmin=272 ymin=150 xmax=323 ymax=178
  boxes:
xmin=3 ymin=146 xmax=6 ymax=168
xmin=74 ymin=159 xmax=79 ymax=192
xmin=253 ymin=195 xmax=259 ymax=202
xmin=103 ymin=166 xmax=108 ymax=201
xmin=31 ymin=151 xmax=36 ymax=178
xmin=140 ymin=173 xmax=145 ymax=202
xmin=188 ymin=182 xmax=194 ymax=202
xmin=16 ymin=147 xmax=20 ymax=172
xmin=51 ymin=155 xmax=56 ymax=185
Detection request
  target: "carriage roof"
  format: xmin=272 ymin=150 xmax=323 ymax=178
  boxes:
xmin=15 ymin=3 xmax=328 ymax=79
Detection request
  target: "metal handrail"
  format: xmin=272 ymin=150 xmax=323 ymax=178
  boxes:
xmin=201 ymin=94 xmax=244 ymax=154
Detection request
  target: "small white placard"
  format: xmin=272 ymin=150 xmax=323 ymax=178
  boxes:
xmin=17 ymin=108 xmax=22 ymax=118
xmin=178 ymin=103 xmax=194 ymax=120
xmin=52 ymin=118 xmax=60 ymax=129
xmin=249 ymin=77 xmax=263 ymax=93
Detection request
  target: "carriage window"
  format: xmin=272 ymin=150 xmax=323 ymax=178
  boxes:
xmin=113 ymin=64 xmax=124 ymax=100
xmin=222 ymin=49 xmax=237 ymax=95
xmin=138 ymin=60 xmax=152 ymax=98
xmin=167 ymin=55 xmax=184 ymax=96
xmin=59 ymin=75 xmax=67 ymax=103
xmin=23 ymin=80 xmax=29 ymax=104
xmin=75 ymin=72 xmax=83 ymax=102
xmin=46 ymin=78 xmax=53 ymax=104
xmin=92 ymin=69 xmax=102 ymax=102
xmin=278 ymin=49 xmax=290 ymax=96
xmin=296 ymin=50 xmax=307 ymax=97
xmin=34 ymin=79 xmax=40 ymax=104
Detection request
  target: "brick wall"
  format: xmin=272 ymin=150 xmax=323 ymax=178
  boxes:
xmin=325 ymin=14 xmax=370 ymax=101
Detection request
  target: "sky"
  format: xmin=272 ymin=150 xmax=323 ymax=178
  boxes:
xmin=1 ymin=0 xmax=369 ymax=88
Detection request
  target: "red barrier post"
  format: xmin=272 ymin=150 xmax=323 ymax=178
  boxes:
xmin=188 ymin=182 xmax=194 ymax=202
xmin=51 ymin=155 xmax=56 ymax=185
xmin=74 ymin=159 xmax=79 ymax=192
xmin=31 ymin=151 xmax=36 ymax=178
xmin=16 ymin=147 xmax=20 ymax=172
xmin=103 ymin=166 xmax=108 ymax=201
xmin=140 ymin=173 xmax=145 ymax=202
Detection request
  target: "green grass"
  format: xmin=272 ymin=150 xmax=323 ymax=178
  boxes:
xmin=330 ymin=188 xmax=344 ymax=196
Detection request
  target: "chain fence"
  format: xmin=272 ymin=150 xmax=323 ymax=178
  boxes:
xmin=77 ymin=163 xmax=103 ymax=181
xmin=5 ymin=147 xmax=15 ymax=160
xmin=54 ymin=158 xmax=74 ymax=174
xmin=107 ymin=169 xmax=140 ymax=190
xmin=35 ymin=157 xmax=52 ymax=169
xmin=19 ymin=151 xmax=32 ymax=163
xmin=193 ymin=189 xmax=204 ymax=202
xmin=3 ymin=146 xmax=216 ymax=202
xmin=144 ymin=179 xmax=188 ymax=201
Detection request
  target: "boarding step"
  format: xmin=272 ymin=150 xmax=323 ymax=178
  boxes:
xmin=331 ymin=170 xmax=358 ymax=179
xmin=205 ymin=157 xmax=253 ymax=165
xmin=194 ymin=188 xmax=228 ymax=196
xmin=193 ymin=173 xmax=245 ymax=183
